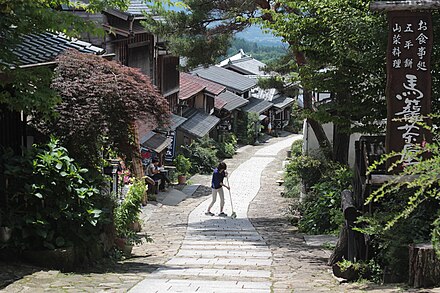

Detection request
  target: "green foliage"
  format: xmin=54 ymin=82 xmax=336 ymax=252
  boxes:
xmin=143 ymin=0 xmax=259 ymax=69
xmin=1 ymin=138 xmax=109 ymax=250
xmin=216 ymin=133 xmax=237 ymax=159
xmin=365 ymin=132 xmax=440 ymax=258
xmin=286 ymin=155 xmax=323 ymax=190
xmin=114 ymin=178 xmax=146 ymax=245
xmin=260 ymin=0 xmax=388 ymax=134
xmin=290 ymin=139 xmax=303 ymax=158
xmin=336 ymin=258 xmax=382 ymax=283
xmin=181 ymin=137 xmax=218 ymax=174
xmin=237 ymin=112 xmax=260 ymax=145
xmin=297 ymin=163 xmax=351 ymax=234
xmin=174 ymin=154 xmax=191 ymax=176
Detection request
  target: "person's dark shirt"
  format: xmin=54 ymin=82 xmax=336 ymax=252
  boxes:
xmin=211 ymin=168 xmax=225 ymax=189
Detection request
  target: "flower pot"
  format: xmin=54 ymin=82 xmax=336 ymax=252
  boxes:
xmin=177 ymin=175 xmax=187 ymax=185
xmin=114 ymin=237 xmax=126 ymax=250
xmin=129 ymin=221 xmax=142 ymax=232
xmin=0 ymin=227 xmax=12 ymax=243
xmin=122 ymin=244 xmax=133 ymax=258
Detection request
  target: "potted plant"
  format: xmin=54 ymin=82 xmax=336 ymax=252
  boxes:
xmin=0 ymin=210 xmax=13 ymax=243
xmin=174 ymin=154 xmax=191 ymax=185
xmin=114 ymin=178 xmax=146 ymax=257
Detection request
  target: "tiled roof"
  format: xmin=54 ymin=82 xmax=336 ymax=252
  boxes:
xmin=9 ymin=32 xmax=104 ymax=67
xmin=241 ymin=97 xmax=273 ymax=114
xmin=179 ymin=72 xmax=206 ymax=100
xmin=223 ymin=56 xmax=267 ymax=76
xmin=218 ymin=91 xmax=249 ymax=112
xmin=251 ymin=87 xmax=278 ymax=101
xmin=272 ymin=96 xmax=295 ymax=109
xmin=179 ymin=109 xmax=220 ymax=138
xmin=140 ymin=131 xmax=172 ymax=153
xmin=190 ymin=74 xmax=226 ymax=96
xmin=125 ymin=0 xmax=150 ymax=16
xmin=191 ymin=65 xmax=257 ymax=94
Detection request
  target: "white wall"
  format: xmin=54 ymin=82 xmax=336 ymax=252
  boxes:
xmin=303 ymin=120 xmax=362 ymax=168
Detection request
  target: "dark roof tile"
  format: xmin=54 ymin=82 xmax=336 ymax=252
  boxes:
xmin=241 ymin=97 xmax=273 ymax=114
xmin=179 ymin=110 xmax=220 ymax=138
xmin=217 ymin=91 xmax=249 ymax=112
xmin=9 ymin=32 xmax=105 ymax=67
xmin=191 ymin=65 xmax=256 ymax=93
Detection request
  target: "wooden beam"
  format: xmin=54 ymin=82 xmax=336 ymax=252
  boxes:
xmin=370 ymin=1 xmax=440 ymax=11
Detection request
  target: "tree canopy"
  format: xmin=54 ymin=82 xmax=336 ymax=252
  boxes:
xmin=35 ymin=50 xmax=170 ymax=171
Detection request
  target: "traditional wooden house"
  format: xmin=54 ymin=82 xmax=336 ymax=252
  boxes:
xmin=101 ymin=2 xmax=180 ymax=112
xmin=175 ymin=73 xmax=221 ymax=147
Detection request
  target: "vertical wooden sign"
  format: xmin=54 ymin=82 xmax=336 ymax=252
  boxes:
xmin=386 ymin=11 xmax=432 ymax=167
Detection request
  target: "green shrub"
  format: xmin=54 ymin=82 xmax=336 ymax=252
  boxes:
xmin=1 ymin=138 xmax=109 ymax=251
xmin=236 ymin=112 xmax=259 ymax=145
xmin=114 ymin=178 xmax=146 ymax=245
xmin=285 ymin=154 xmax=323 ymax=190
xmin=216 ymin=133 xmax=237 ymax=159
xmin=174 ymin=154 xmax=191 ymax=176
xmin=298 ymin=162 xmax=351 ymax=234
xmin=181 ymin=137 xmax=218 ymax=174
xmin=290 ymin=139 xmax=303 ymax=157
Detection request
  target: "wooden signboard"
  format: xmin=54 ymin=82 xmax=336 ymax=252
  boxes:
xmin=386 ymin=10 xmax=432 ymax=167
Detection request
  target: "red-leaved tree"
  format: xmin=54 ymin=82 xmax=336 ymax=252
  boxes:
xmin=37 ymin=50 xmax=170 ymax=173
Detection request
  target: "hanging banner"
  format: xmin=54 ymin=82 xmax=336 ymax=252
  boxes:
xmin=164 ymin=130 xmax=176 ymax=162
xmin=386 ymin=11 xmax=432 ymax=167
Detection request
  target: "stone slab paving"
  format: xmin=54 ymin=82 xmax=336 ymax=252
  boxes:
xmin=129 ymin=134 xmax=301 ymax=293
xmin=3 ymin=132 xmax=440 ymax=292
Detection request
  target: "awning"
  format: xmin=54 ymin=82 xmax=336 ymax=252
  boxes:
xmin=259 ymin=114 xmax=267 ymax=121
xmin=140 ymin=131 xmax=172 ymax=153
xmin=178 ymin=110 xmax=220 ymax=138
xmin=170 ymin=114 xmax=187 ymax=131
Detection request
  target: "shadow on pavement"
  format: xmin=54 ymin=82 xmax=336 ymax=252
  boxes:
xmin=0 ymin=261 xmax=40 ymax=289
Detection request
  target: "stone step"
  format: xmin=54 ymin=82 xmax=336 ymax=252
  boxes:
xmin=154 ymin=267 xmax=271 ymax=279
xmin=166 ymin=257 xmax=272 ymax=266
xmin=176 ymin=249 xmax=272 ymax=258
xmin=129 ymin=278 xmax=271 ymax=293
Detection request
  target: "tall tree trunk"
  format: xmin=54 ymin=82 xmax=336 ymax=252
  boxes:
xmin=130 ymin=122 xmax=144 ymax=179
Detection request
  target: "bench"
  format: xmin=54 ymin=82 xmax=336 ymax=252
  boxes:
xmin=145 ymin=176 xmax=161 ymax=194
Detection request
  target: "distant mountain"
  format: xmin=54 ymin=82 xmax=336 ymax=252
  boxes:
xmin=236 ymin=26 xmax=284 ymax=47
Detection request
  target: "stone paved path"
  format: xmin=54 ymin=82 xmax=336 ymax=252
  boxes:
xmin=129 ymin=135 xmax=299 ymax=293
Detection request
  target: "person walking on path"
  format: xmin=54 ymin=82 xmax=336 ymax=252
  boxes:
xmin=205 ymin=162 xmax=230 ymax=216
